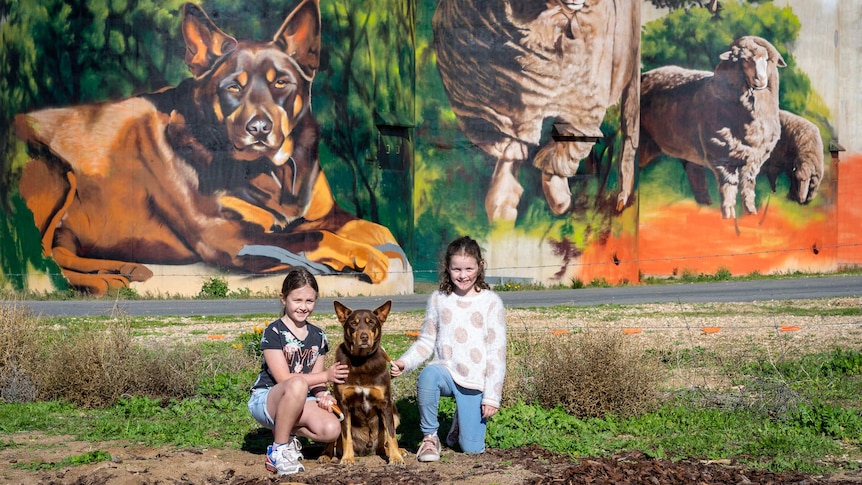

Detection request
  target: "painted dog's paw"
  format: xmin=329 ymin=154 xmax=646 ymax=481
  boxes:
xmin=305 ymin=233 xmax=391 ymax=284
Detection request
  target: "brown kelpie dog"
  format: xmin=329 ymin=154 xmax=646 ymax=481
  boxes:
xmin=14 ymin=0 xmax=404 ymax=295
xmin=322 ymin=300 xmax=405 ymax=465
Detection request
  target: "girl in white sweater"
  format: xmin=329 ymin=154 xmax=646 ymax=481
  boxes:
xmin=390 ymin=236 xmax=507 ymax=461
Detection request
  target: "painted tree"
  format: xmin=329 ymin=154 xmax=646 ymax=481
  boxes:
xmin=0 ymin=0 xmax=187 ymax=291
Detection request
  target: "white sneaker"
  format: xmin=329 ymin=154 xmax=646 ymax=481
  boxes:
xmin=417 ymin=434 xmax=441 ymax=462
xmin=271 ymin=439 xmax=305 ymax=475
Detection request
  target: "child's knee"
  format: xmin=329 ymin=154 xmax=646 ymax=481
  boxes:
xmin=321 ymin=417 xmax=342 ymax=442
xmin=459 ymin=438 xmax=485 ymax=454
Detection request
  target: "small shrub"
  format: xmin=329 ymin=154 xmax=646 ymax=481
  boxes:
xmin=0 ymin=301 xmax=41 ymax=403
xmin=234 ymin=325 xmax=265 ymax=359
xmin=508 ymin=329 xmax=663 ymax=418
xmin=114 ymin=286 xmax=140 ymax=300
xmin=714 ymin=267 xmax=732 ymax=280
xmin=228 ymin=287 xmax=252 ymax=299
xmin=588 ymin=277 xmax=611 ymax=288
xmin=196 ymin=341 xmax=259 ymax=401
xmin=199 ymin=277 xmax=229 ymax=299
xmin=30 ymin=319 xmax=201 ymax=408
xmin=826 ymin=348 xmax=862 ymax=375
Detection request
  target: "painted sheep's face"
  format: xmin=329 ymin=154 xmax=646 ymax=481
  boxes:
xmin=719 ymin=37 xmax=787 ymax=92
xmin=791 ymin=158 xmax=823 ymax=204
xmin=722 ymin=43 xmax=770 ymax=91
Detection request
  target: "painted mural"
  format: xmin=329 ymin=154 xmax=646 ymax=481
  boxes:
xmin=635 ymin=2 xmax=839 ymax=277
xmin=0 ymin=0 xmax=859 ymax=297
xmin=0 ymin=0 xmax=413 ymax=296
xmin=412 ymin=0 xmax=641 ymax=286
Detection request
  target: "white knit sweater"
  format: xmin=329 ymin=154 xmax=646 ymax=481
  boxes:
xmin=398 ymin=289 xmax=507 ymax=408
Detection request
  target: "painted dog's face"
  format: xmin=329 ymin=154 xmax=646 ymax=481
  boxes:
xmin=334 ymin=301 xmax=392 ymax=358
xmin=180 ymin=1 xmax=322 ymax=220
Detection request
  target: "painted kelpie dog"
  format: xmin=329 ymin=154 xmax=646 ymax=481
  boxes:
xmin=322 ymin=300 xmax=405 ymax=465
xmin=14 ymin=0 xmax=404 ymax=295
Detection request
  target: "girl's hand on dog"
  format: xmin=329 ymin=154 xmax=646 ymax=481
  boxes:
xmin=390 ymin=360 xmax=404 ymax=378
xmin=327 ymin=362 xmax=349 ymax=384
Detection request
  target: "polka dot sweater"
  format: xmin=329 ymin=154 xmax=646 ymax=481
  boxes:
xmin=398 ymin=289 xmax=507 ymax=408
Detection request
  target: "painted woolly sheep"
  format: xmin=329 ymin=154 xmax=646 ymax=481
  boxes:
xmin=639 ymin=36 xmax=787 ymax=218
xmin=433 ymin=0 xmax=641 ymax=221
xmin=666 ymin=110 xmax=825 ymax=207
xmin=761 ymin=110 xmax=824 ymax=204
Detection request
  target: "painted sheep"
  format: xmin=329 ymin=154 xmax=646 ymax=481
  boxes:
xmin=681 ymin=110 xmax=825 ymax=206
xmin=433 ymin=0 xmax=641 ymax=221
xmin=761 ymin=110 xmax=824 ymax=204
xmin=639 ymin=36 xmax=787 ymax=219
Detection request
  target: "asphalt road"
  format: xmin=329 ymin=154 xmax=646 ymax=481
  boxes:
xmin=13 ymin=275 xmax=862 ymax=318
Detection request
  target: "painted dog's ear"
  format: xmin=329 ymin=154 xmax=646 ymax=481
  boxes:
xmin=182 ymin=3 xmax=238 ymax=77
xmin=333 ymin=300 xmax=351 ymax=324
xmin=272 ymin=0 xmax=321 ymax=80
xmin=374 ymin=300 xmax=392 ymax=324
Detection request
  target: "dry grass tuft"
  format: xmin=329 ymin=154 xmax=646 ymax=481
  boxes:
xmin=505 ymin=328 xmax=663 ymax=418
xmin=0 ymin=301 xmax=42 ymax=403
xmin=1 ymin=302 xmax=202 ymax=408
xmin=32 ymin=320 xmax=202 ymax=408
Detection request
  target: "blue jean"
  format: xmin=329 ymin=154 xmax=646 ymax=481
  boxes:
xmin=417 ymin=364 xmax=486 ymax=453
xmin=247 ymin=388 xmax=317 ymax=430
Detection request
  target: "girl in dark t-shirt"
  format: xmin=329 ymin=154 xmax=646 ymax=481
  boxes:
xmin=247 ymin=268 xmax=349 ymax=476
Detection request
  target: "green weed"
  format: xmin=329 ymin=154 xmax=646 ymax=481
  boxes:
xmin=198 ymin=277 xmax=230 ymax=299
xmin=12 ymin=450 xmax=112 ymax=471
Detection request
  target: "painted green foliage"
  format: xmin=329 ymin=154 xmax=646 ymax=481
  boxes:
xmin=0 ymin=0 xmax=188 ymax=290
xmin=313 ymin=0 xmax=416 ymax=253
xmin=640 ymin=1 xmax=834 ymax=207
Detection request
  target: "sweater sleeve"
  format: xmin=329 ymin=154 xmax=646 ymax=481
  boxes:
xmin=397 ymin=292 xmax=439 ymax=372
xmin=482 ymin=292 xmax=507 ymax=408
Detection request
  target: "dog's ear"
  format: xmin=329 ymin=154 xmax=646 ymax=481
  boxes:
xmin=181 ymin=3 xmax=238 ymax=77
xmin=373 ymin=300 xmax=392 ymax=324
xmin=333 ymin=300 xmax=351 ymax=324
xmin=272 ymin=0 xmax=321 ymax=80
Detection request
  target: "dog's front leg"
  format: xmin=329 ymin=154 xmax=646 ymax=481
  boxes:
xmin=340 ymin=413 xmax=357 ymax=465
xmin=383 ymin=409 xmax=405 ymax=465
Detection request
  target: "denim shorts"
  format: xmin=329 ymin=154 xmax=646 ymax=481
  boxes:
xmin=248 ymin=388 xmax=275 ymax=429
xmin=248 ymin=388 xmax=318 ymax=430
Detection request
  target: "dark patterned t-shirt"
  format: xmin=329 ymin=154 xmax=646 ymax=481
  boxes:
xmin=251 ymin=318 xmax=329 ymax=390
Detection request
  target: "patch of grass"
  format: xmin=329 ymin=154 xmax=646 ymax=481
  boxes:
xmin=12 ymin=450 xmax=112 ymax=471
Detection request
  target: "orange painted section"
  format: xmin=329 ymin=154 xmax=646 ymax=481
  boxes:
xmin=638 ymin=198 xmax=837 ymax=277
xmin=579 ymin=232 xmax=639 ymax=284
xmin=837 ymin=155 xmax=862 ymax=265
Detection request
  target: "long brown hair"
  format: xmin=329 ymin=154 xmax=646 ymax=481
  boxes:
xmin=439 ymin=235 xmax=490 ymax=295
xmin=279 ymin=267 xmax=319 ymax=315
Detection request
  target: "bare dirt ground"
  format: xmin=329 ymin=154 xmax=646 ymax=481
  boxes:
xmin=3 ymin=297 xmax=861 ymax=484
